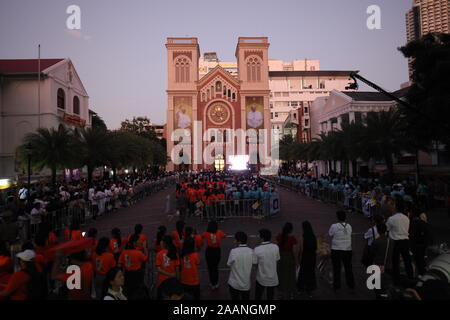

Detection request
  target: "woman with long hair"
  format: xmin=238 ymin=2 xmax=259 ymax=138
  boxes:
xmin=110 ymin=228 xmax=127 ymax=262
xmin=153 ymin=225 xmax=167 ymax=253
xmin=128 ymin=224 xmax=148 ymax=252
xmin=94 ymin=237 xmax=116 ymax=299
xmin=276 ymin=222 xmax=298 ymax=299
xmin=118 ymin=234 xmax=148 ymax=299
xmin=180 ymin=237 xmax=200 ymax=300
xmin=297 ymin=221 xmax=317 ymax=298
xmin=155 ymin=235 xmax=180 ymax=299
xmin=172 ymin=220 xmax=186 ymax=251
xmin=201 ymin=220 xmax=226 ymax=290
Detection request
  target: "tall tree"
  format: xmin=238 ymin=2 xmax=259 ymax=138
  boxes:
xmin=91 ymin=113 xmax=108 ymax=132
xmin=17 ymin=125 xmax=74 ymax=185
xmin=74 ymin=127 xmax=110 ymax=187
xmin=120 ymin=116 xmax=158 ymax=140
xmin=361 ymin=109 xmax=409 ymax=181
xmin=399 ymin=32 xmax=450 ymax=151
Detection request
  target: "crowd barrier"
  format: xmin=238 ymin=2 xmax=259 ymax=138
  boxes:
xmin=17 ymin=176 xmax=176 ymax=243
xmin=263 ymin=176 xmax=382 ymax=218
xmin=187 ymin=198 xmax=275 ymax=221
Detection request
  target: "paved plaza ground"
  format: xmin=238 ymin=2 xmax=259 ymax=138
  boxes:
xmin=85 ymin=183 xmax=450 ymax=300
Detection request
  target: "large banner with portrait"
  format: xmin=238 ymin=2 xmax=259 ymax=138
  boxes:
xmin=173 ymin=96 xmax=192 ymax=131
xmin=246 ymin=97 xmax=264 ymax=130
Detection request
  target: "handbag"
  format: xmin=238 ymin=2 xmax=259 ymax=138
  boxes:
xmin=361 ymin=227 xmax=375 ymax=267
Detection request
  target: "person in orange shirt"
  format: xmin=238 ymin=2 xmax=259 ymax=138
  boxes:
xmin=0 ymin=250 xmax=45 ymax=300
xmin=51 ymin=249 xmax=93 ymax=300
xmin=109 ymin=228 xmax=127 ymax=262
xmin=153 ymin=225 xmax=167 ymax=253
xmin=172 ymin=220 xmax=186 ymax=250
xmin=46 ymin=231 xmax=59 ymax=247
xmin=64 ymin=220 xmax=83 ymax=241
xmin=21 ymin=242 xmax=46 ymax=273
xmin=187 ymin=186 xmax=197 ymax=217
xmin=0 ymin=241 xmax=12 ymax=274
xmin=202 ymin=220 xmax=227 ymax=290
xmin=128 ymin=224 xmax=148 ymax=251
xmin=206 ymin=190 xmax=218 ymax=221
xmin=0 ymin=241 xmax=13 ymax=297
xmin=216 ymin=188 xmax=226 ymax=221
xmin=118 ymin=234 xmax=148 ymax=299
xmin=156 ymin=235 xmax=180 ymax=299
xmin=180 ymin=237 xmax=200 ymax=300
xmin=193 ymin=229 xmax=204 ymax=252
xmin=93 ymin=237 xmax=116 ymax=299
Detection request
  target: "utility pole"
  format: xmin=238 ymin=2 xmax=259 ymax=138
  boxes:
xmin=38 ymin=44 xmax=41 ymax=129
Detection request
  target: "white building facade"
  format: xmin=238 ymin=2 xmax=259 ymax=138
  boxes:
xmin=0 ymin=58 xmax=91 ymax=180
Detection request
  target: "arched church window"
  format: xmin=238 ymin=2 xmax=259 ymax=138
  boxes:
xmin=246 ymin=56 xmax=262 ymax=82
xmin=57 ymin=88 xmax=65 ymax=109
xmin=175 ymin=56 xmax=190 ymax=83
xmin=216 ymin=81 xmax=222 ymax=92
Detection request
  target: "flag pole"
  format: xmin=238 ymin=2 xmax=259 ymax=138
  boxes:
xmin=38 ymin=44 xmax=41 ymax=128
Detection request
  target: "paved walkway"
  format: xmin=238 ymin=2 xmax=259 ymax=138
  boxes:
xmin=84 ymin=183 xmax=450 ymax=300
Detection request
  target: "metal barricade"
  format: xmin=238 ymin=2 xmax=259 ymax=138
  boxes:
xmin=197 ymin=198 xmax=271 ymax=221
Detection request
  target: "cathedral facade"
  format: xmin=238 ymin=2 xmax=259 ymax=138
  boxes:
xmin=166 ymin=37 xmax=271 ymax=171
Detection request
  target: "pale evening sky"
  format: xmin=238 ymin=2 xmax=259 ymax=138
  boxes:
xmin=0 ymin=0 xmax=413 ymax=129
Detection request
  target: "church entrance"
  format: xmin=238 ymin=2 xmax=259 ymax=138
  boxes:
xmin=214 ymin=154 xmax=225 ymax=171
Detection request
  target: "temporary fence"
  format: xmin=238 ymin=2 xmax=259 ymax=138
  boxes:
xmin=188 ymin=198 xmax=278 ymax=222
xmin=263 ymin=176 xmax=382 ymax=218
xmin=17 ymin=175 xmax=177 ymax=243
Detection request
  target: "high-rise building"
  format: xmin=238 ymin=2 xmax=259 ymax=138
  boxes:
xmin=406 ymin=0 xmax=450 ymax=76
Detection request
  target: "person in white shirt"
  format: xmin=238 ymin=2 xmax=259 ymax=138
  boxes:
xmin=30 ymin=202 xmax=46 ymax=229
xmin=386 ymin=196 xmax=413 ymax=282
xmin=90 ymin=186 xmax=100 ymax=220
xmin=59 ymin=187 xmax=70 ymax=202
xmin=227 ymin=232 xmax=253 ymax=300
xmin=252 ymin=229 xmax=280 ymax=300
xmin=328 ymin=210 xmax=355 ymax=291
xmin=247 ymin=104 xmax=263 ymax=129
xmin=96 ymin=188 xmax=106 ymax=215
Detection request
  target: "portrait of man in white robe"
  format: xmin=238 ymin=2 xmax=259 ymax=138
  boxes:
xmin=176 ymin=106 xmax=191 ymax=129
xmin=247 ymin=104 xmax=263 ymax=129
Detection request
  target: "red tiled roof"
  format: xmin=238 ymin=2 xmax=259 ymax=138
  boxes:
xmin=0 ymin=59 xmax=64 ymax=74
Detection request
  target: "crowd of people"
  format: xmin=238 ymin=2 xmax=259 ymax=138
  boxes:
xmin=276 ymin=170 xmax=443 ymax=219
xmin=173 ymin=171 xmax=279 ymax=221
xmin=0 ymin=171 xmax=175 ymax=240
xmin=1 ymin=169 xmax=449 ymax=300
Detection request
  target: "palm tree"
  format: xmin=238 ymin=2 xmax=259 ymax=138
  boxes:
xmin=361 ymin=109 xmax=409 ymax=181
xmin=17 ymin=125 xmax=74 ymax=185
xmin=74 ymin=127 xmax=110 ymax=187
xmin=336 ymin=121 xmax=366 ymax=176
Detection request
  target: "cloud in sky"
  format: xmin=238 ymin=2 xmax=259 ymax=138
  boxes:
xmin=65 ymin=29 xmax=92 ymax=41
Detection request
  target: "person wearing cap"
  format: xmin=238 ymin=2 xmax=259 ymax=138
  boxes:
xmin=0 ymin=249 xmax=45 ymax=300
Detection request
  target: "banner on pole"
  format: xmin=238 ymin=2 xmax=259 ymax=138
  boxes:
xmin=270 ymin=196 xmax=280 ymax=215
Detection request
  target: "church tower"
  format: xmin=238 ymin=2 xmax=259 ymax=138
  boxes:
xmin=235 ymin=37 xmax=271 ymax=166
xmin=166 ymin=38 xmax=200 ymax=171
